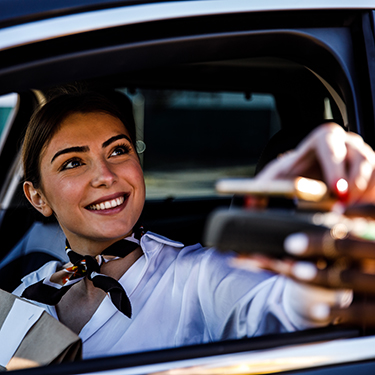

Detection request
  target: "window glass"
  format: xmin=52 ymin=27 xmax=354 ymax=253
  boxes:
xmin=0 ymin=93 xmax=17 ymax=140
xmin=125 ymin=89 xmax=280 ymax=199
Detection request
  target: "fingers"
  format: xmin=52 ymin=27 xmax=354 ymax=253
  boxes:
xmin=291 ymin=261 xmax=375 ymax=293
xmin=234 ymin=255 xmax=354 ymax=324
xmin=312 ymin=124 xmax=348 ymax=189
xmin=285 ymin=279 xmax=374 ymax=327
xmin=283 ymin=230 xmax=375 ymax=293
xmin=255 ymin=149 xmax=301 ymax=181
xmin=236 ymin=253 xmax=375 ymax=293
xmin=284 ymin=278 xmax=352 ymax=324
xmin=346 ymin=141 xmax=375 ymax=203
xmin=284 ymin=231 xmax=375 ymax=260
xmin=293 ymin=123 xmax=348 ymax=190
xmin=309 ymin=124 xmax=375 ymax=205
xmin=256 ymin=123 xmax=348 ymax=190
xmin=263 ymin=123 xmax=375 ymax=205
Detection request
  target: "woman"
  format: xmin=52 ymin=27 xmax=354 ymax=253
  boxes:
xmin=14 ymin=90 xmax=375 ymax=359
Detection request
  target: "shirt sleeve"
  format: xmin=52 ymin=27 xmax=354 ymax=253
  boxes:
xmin=197 ymin=248 xmax=307 ymax=341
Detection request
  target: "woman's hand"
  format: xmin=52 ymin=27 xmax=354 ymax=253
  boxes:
xmin=236 ymin=123 xmax=375 ymax=326
xmin=256 ymin=123 xmax=375 ymax=205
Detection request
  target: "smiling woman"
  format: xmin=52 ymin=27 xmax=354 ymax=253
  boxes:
xmin=24 ymin=111 xmax=145 ymax=252
xmin=12 ymin=88 xmax=373 ymax=359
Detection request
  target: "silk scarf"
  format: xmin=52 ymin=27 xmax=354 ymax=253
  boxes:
xmin=21 ymin=231 xmax=143 ymax=318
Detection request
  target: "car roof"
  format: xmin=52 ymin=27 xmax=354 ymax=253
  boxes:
xmin=0 ymin=0 xmax=374 ymax=53
xmin=0 ymin=0 xmax=131 ymax=27
xmin=0 ymin=0 xmax=374 ymax=29
xmin=0 ymin=0 xmax=371 ymax=141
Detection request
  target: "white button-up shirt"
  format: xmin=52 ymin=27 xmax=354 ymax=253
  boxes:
xmin=14 ymin=232 xmax=302 ymax=359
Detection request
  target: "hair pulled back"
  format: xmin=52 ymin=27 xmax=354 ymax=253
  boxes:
xmin=22 ymin=90 xmax=137 ymax=189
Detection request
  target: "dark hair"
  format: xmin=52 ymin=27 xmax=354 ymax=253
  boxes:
xmin=22 ymin=90 xmax=137 ymax=189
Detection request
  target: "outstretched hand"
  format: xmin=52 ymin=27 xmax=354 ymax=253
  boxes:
xmin=256 ymin=123 xmax=375 ymax=205
xmin=233 ymin=123 xmax=375 ymax=327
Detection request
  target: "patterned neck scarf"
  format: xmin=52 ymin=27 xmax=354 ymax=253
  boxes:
xmin=21 ymin=230 xmax=144 ymax=318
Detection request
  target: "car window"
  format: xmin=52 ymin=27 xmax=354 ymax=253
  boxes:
xmin=0 ymin=93 xmax=18 ymax=152
xmin=0 ymin=93 xmax=17 ymax=133
xmin=125 ymin=89 xmax=281 ymax=199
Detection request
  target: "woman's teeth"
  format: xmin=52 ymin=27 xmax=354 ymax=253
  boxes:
xmin=88 ymin=196 xmax=125 ymax=211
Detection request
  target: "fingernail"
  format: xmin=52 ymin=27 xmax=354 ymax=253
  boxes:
xmin=334 ymin=178 xmax=349 ymax=202
xmin=292 ymin=261 xmax=318 ymax=281
xmin=284 ymin=233 xmax=309 ymax=255
xmin=337 ymin=289 xmax=353 ymax=308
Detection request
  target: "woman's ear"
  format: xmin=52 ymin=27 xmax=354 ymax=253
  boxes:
xmin=23 ymin=181 xmax=53 ymax=217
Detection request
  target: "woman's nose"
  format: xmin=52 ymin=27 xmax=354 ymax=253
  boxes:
xmin=91 ymin=160 xmax=117 ymax=188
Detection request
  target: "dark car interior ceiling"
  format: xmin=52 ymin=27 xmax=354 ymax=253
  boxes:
xmin=0 ymin=21 xmax=357 ymax=117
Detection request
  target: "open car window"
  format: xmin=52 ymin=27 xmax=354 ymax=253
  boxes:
xmin=124 ymin=73 xmax=341 ymax=200
xmin=0 ymin=93 xmax=18 ymax=151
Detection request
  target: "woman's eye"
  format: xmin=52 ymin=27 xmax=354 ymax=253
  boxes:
xmin=111 ymin=144 xmax=131 ymax=157
xmin=61 ymin=159 xmax=83 ymax=170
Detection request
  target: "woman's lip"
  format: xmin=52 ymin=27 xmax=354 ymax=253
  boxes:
xmin=85 ymin=194 xmax=130 ymax=214
xmin=86 ymin=192 xmax=128 ymax=207
xmin=85 ymin=194 xmax=129 ymax=214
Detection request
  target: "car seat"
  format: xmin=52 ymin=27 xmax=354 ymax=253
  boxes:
xmin=0 ymin=221 xmax=67 ymax=292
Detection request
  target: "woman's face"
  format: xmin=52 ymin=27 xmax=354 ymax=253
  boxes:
xmin=25 ymin=111 xmax=145 ymax=254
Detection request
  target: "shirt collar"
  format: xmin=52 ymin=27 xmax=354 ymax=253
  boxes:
xmin=141 ymin=232 xmax=184 ymax=251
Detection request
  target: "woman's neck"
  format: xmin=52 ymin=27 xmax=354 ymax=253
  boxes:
xmin=65 ymin=232 xmax=133 ymax=257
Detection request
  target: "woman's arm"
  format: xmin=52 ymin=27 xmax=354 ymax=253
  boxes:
xmin=237 ymin=123 xmax=375 ymax=326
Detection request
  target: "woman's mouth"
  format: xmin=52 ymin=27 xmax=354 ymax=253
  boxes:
xmin=87 ymin=195 xmax=127 ymax=211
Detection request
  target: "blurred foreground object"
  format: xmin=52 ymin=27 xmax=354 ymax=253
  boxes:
xmin=216 ymin=177 xmax=348 ymax=210
xmin=216 ymin=177 xmax=328 ymax=202
xmin=205 ymin=177 xmax=375 ymax=328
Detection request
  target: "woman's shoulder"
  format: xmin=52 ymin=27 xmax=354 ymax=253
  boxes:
xmin=141 ymin=231 xmax=211 ymax=255
xmin=141 ymin=231 xmax=185 ymax=249
xmin=141 ymin=230 xmax=234 ymax=266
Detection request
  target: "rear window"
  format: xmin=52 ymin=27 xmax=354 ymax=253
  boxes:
xmin=0 ymin=93 xmax=18 ymax=149
xmin=124 ymin=89 xmax=281 ymax=199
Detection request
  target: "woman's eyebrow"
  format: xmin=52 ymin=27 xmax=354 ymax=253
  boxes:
xmin=51 ymin=146 xmax=89 ymax=164
xmin=102 ymin=134 xmax=132 ymax=148
xmin=51 ymin=134 xmax=132 ymax=164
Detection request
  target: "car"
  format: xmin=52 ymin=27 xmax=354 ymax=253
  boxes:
xmin=1 ymin=0 xmax=375 ymax=374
